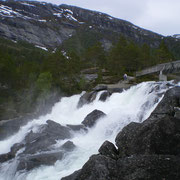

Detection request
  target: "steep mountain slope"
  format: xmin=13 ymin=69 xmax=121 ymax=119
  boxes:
xmin=0 ymin=0 xmax=166 ymax=50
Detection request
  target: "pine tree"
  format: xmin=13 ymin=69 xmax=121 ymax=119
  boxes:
xmin=155 ymin=40 xmax=174 ymax=64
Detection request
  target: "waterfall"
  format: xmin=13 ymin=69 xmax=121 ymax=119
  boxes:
xmin=0 ymin=81 xmax=170 ymax=180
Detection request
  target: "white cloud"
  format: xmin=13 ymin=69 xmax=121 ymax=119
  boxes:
xmin=37 ymin=0 xmax=180 ymax=36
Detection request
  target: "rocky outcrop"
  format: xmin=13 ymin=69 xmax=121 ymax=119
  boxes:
xmin=77 ymin=82 xmax=130 ymax=108
xmin=0 ymin=1 xmax=164 ymax=50
xmin=62 ymin=86 xmax=180 ymax=180
xmin=15 ymin=140 xmax=76 ymax=171
xmin=116 ymin=115 xmax=180 ymax=157
xmin=150 ymin=86 xmax=180 ymax=118
xmin=23 ymin=120 xmax=72 ymax=154
xmin=0 ymin=120 xmax=76 ymax=171
xmin=81 ymin=109 xmax=106 ymax=128
xmin=17 ymin=151 xmax=64 ymax=171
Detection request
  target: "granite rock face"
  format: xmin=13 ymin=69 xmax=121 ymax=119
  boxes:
xmin=0 ymin=1 xmax=164 ymax=49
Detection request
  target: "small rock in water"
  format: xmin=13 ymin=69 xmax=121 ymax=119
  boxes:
xmin=99 ymin=91 xmax=110 ymax=102
xmin=82 ymin=109 xmax=106 ymax=128
xmin=61 ymin=141 xmax=76 ymax=152
xmin=77 ymin=91 xmax=97 ymax=108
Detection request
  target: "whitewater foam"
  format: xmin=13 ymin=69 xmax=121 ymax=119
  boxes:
xmin=0 ymin=82 xmax=170 ymax=180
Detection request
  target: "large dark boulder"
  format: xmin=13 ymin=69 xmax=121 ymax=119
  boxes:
xmin=115 ymin=116 xmax=180 ymax=157
xmin=63 ymin=86 xmax=180 ymax=180
xmin=62 ymin=154 xmax=180 ymax=180
xmin=150 ymin=86 xmax=180 ymax=118
xmin=23 ymin=120 xmax=72 ymax=154
xmin=12 ymin=120 xmax=75 ymax=172
xmin=116 ymin=155 xmax=180 ymax=180
xmin=73 ymin=155 xmax=118 ymax=180
xmin=114 ymin=87 xmax=180 ymax=157
xmin=0 ymin=120 xmax=75 ymax=173
xmin=81 ymin=109 xmax=106 ymax=128
xmin=15 ymin=141 xmax=76 ymax=172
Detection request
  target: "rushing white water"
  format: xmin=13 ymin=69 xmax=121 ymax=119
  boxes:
xmin=0 ymin=82 xmax=170 ymax=180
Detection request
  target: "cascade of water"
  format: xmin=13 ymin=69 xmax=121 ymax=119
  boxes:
xmin=0 ymin=82 xmax=170 ymax=180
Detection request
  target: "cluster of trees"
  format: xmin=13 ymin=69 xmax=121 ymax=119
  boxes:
xmin=0 ymin=36 xmax=176 ymax=118
xmin=0 ymin=39 xmax=86 ymax=118
xmin=82 ymin=36 xmax=174 ymax=77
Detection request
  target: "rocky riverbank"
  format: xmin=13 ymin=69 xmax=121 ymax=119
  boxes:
xmin=62 ymin=86 xmax=180 ymax=180
xmin=0 ymin=81 xmax=179 ymax=180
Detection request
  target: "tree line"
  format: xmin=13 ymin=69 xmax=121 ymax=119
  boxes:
xmin=0 ymin=36 xmax=175 ymax=119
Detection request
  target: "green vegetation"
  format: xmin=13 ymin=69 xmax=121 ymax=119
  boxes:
xmin=0 ymin=35 xmax=178 ymax=120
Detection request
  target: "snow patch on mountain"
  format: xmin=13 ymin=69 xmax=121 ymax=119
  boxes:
xmin=35 ymin=45 xmax=48 ymax=51
xmin=53 ymin=8 xmax=80 ymax=22
xmin=20 ymin=2 xmax=36 ymax=7
xmin=53 ymin=12 xmax=62 ymax=18
xmin=64 ymin=13 xmax=78 ymax=22
xmin=64 ymin=9 xmax=73 ymax=14
xmin=0 ymin=4 xmax=22 ymax=18
xmin=0 ymin=4 xmax=33 ymax=19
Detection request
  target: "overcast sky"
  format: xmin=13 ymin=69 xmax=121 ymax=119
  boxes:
xmin=37 ymin=0 xmax=179 ymax=36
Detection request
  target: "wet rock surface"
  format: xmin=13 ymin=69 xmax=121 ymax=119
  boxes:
xmin=67 ymin=124 xmax=87 ymax=132
xmin=81 ymin=109 xmax=106 ymax=128
xmin=0 ymin=152 xmax=14 ymax=163
xmin=23 ymin=120 xmax=72 ymax=154
xmin=115 ymin=115 xmax=180 ymax=157
xmin=116 ymin=155 xmax=180 ymax=180
xmin=62 ymin=86 xmax=180 ymax=180
xmin=98 ymin=140 xmax=118 ymax=160
xmin=98 ymin=91 xmax=111 ymax=102
xmin=0 ymin=120 xmax=76 ymax=171
xmin=77 ymin=83 xmax=127 ymax=108
xmin=77 ymin=91 xmax=98 ymax=108
xmin=63 ymin=155 xmax=118 ymax=180
xmin=17 ymin=152 xmax=64 ymax=171
xmin=61 ymin=141 xmax=76 ymax=152
xmin=150 ymin=86 xmax=180 ymax=118
xmin=0 ymin=114 xmax=37 ymax=140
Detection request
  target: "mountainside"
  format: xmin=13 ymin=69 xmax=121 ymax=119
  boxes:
xmin=0 ymin=0 xmax=179 ymax=122
xmin=0 ymin=0 xmax=170 ymax=50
